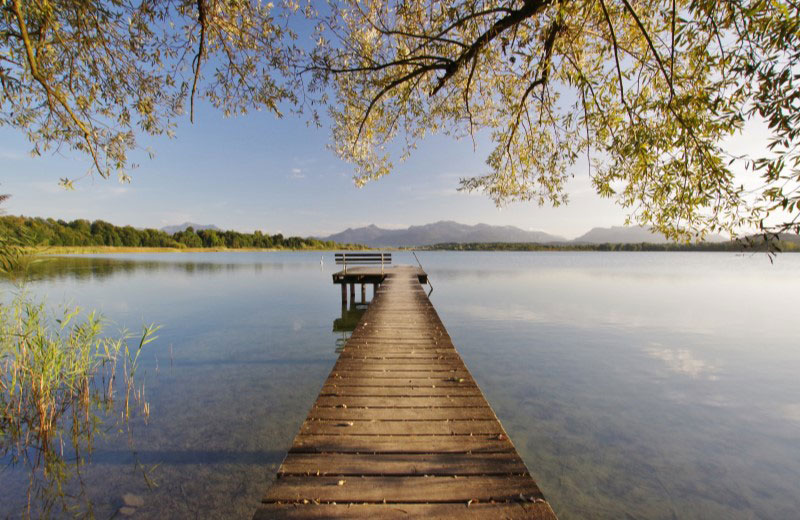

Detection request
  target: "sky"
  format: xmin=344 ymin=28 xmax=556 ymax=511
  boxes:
xmin=0 ymin=93 xmax=769 ymax=241
xmin=0 ymin=94 xmax=634 ymax=241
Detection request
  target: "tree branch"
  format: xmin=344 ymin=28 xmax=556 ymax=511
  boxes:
xmin=598 ymin=0 xmax=632 ymax=118
xmin=620 ymin=0 xmax=674 ymax=99
xmin=506 ymin=17 xmax=563 ymax=155
xmin=10 ymin=0 xmax=104 ymax=176
xmin=190 ymin=0 xmax=207 ymax=123
xmin=430 ymin=0 xmax=550 ymax=96
xmin=353 ymin=63 xmax=446 ymax=152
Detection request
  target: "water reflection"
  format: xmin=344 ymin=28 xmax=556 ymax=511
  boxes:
xmin=333 ymin=303 xmax=367 ymax=352
xmin=2 ymin=252 xmax=798 ymax=519
xmin=25 ymin=254 xmax=324 ymax=283
xmin=2 ymin=252 xmax=339 ymax=519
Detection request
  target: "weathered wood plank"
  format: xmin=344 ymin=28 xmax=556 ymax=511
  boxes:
xmin=314 ymin=396 xmax=487 ymax=408
xmin=254 ymin=503 xmax=557 ymax=520
xmin=263 ymin=476 xmax=544 ymax=503
xmin=300 ymin=419 xmax=503 ymax=435
xmin=328 ymin=370 xmax=472 ymax=379
xmin=319 ymin=386 xmax=481 ymax=397
xmin=340 ymin=349 xmax=456 ymax=355
xmin=333 ymin=361 xmax=467 ymax=371
xmin=289 ymin=434 xmax=515 ymax=454
xmin=337 ymin=354 xmax=462 ymax=361
xmin=322 ymin=377 xmax=476 ymax=387
xmin=277 ymin=452 xmax=529 ymax=476
xmin=307 ymin=407 xmax=498 ymax=421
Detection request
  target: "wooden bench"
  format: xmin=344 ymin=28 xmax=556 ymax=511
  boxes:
xmin=335 ymin=252 xmax=391 ymax=273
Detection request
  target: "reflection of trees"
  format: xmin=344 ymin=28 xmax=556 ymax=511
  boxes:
xmin=23 ymin=257 xmax=316 ymax=283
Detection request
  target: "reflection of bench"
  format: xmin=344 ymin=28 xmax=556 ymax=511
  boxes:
xmin=335 ymin=252 xmax=391 ymax=273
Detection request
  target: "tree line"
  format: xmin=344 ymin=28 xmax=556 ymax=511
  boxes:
xmin=0 ymin=215 xmax=360 ymax=250
xmin=422 ymin=238 xmax=800 ymax=253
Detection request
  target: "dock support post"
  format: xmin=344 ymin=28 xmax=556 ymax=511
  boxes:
xmin=361 ymin=283 xmax=366 ymax=303
xmin=341 ymin=283 xmax=347 ymax=305
xmin=349 ymin=283 xmax=355 ymax=303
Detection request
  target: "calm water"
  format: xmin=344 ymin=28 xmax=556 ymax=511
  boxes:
xmin=2 ymin=251 xmax=799 ymax=518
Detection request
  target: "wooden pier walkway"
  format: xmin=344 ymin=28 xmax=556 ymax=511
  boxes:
xmin=254 ymin=266 xmax=557 ymax=519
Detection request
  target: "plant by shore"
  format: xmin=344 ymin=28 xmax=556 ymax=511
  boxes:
xmin=1 ymin=233 xmax=159 ymax=517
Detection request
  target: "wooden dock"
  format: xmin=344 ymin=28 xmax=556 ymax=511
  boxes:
xmin=254 ymin=266 xmax=557 ymax=519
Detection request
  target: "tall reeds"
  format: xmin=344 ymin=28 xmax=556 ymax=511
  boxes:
xmin=1 ymin=233 xmax=159 ymax=517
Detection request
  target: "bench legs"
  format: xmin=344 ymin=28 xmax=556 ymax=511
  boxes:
xmin=341 ymin=283 xmax=347 ymax=305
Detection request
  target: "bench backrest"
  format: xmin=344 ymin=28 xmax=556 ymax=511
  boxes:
xmin=335 ymin=253 xmax=391 ymax=271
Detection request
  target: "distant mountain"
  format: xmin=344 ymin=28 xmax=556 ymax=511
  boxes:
xmin=161 ymin=222 xmax=221 ymax=234
xmin=776 ymin=233 xmax=800 ymax=245
xmin=319 ymin=221 xmax=565 ymax=247
xmin=571 ymin=225 xmax=728 ymax=244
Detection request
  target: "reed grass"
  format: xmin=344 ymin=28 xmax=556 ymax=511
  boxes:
xmin=1 ymin=237 xmax=159 ymax=517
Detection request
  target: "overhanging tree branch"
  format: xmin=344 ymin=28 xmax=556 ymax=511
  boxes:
xmin=430 ymin=0 xmax=550 ymax=96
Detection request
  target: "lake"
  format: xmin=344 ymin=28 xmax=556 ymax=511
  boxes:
xmin=2 ymin=251 xmax=799 ymax=519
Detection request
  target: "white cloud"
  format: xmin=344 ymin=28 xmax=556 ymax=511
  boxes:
xmin=645 ymin=344 xmax=718 ymax=380
xmin=104 ymin=186 xmax=130 ymax=196
xmin=290 ymin=167 xmax=305 ymax=179
xmin=0 ymin=149 xmax=27 ymax=161
xmin=780 ymin=403 xmax=800 ymax=423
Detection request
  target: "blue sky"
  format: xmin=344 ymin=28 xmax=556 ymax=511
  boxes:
xmin=0 ymin=97 xmax=636 ymax=240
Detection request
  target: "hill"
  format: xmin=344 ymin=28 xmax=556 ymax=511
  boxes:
xmin=571 ymin=225 xmax=729 ymax=244
xmin=319 ymin=221 xmax=565 ymax=247
xmin=161 ymin=222 xmax=221 ymax=234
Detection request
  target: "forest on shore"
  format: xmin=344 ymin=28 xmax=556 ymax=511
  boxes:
xmin=4 ymin=215 xmax=798 ymax=253
xmin=0 ymin=215 xmax=361 ymax=250
xmin=421 ymin=237 xmax=800 ymax=253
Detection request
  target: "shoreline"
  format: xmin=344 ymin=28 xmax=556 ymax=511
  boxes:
xmin=36 ymin=246 xmax=368 ymax=255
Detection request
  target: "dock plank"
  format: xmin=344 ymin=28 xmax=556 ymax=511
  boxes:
xmin=319 ymin=386 xmax=482 ymax=397
xmin=308 ymin=407 xmax=498 ymax=421
xmin=277 ymin=453 xmax=529 ymax=476
xmin=290 ymin=434 xmax=515 ymax=454
xmin=263 ymin=475 xmax=543 ymax=503
xmin=314 ymin=396 xmax=488 ymax=407
xmin=300 ymin=419 xmax=504 ymax=435
xmin=254 ymin=266 xmax=557 ymax=519
xmin=254 ymin=503 xmax=556 ymax=520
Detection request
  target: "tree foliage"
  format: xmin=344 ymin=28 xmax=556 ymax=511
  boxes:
xmin=0 ymin=214 xmax=358 ymax=249
xmin=0 ymin=0 xmax=295 ymax=185
xmin=308 ymin=0 xmax=800 ymax=241
xmin=3 ymin=1 xmax=800 ymax=240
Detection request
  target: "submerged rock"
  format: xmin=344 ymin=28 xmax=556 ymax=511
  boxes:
xmin=122 ymin=493 xmax=144 ymax=507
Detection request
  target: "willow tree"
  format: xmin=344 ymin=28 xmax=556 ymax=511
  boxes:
xmin=307 ymin=0 xmax=800 ymax=241
xmin=0 ymin=0 xmax=296 ymax=185
xmin=3 ymin=1 xmax=800 ymax=241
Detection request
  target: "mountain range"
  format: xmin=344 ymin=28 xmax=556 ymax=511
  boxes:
xmin=158 ymin=219 xmax=730 ymax=246
xmin=320 ymin=221 xmax=566 ymax=247
xmin=317 ymin=221 xmax=728 ymax=247
xmin=161 ymin=222 xmax=221 ymax=234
